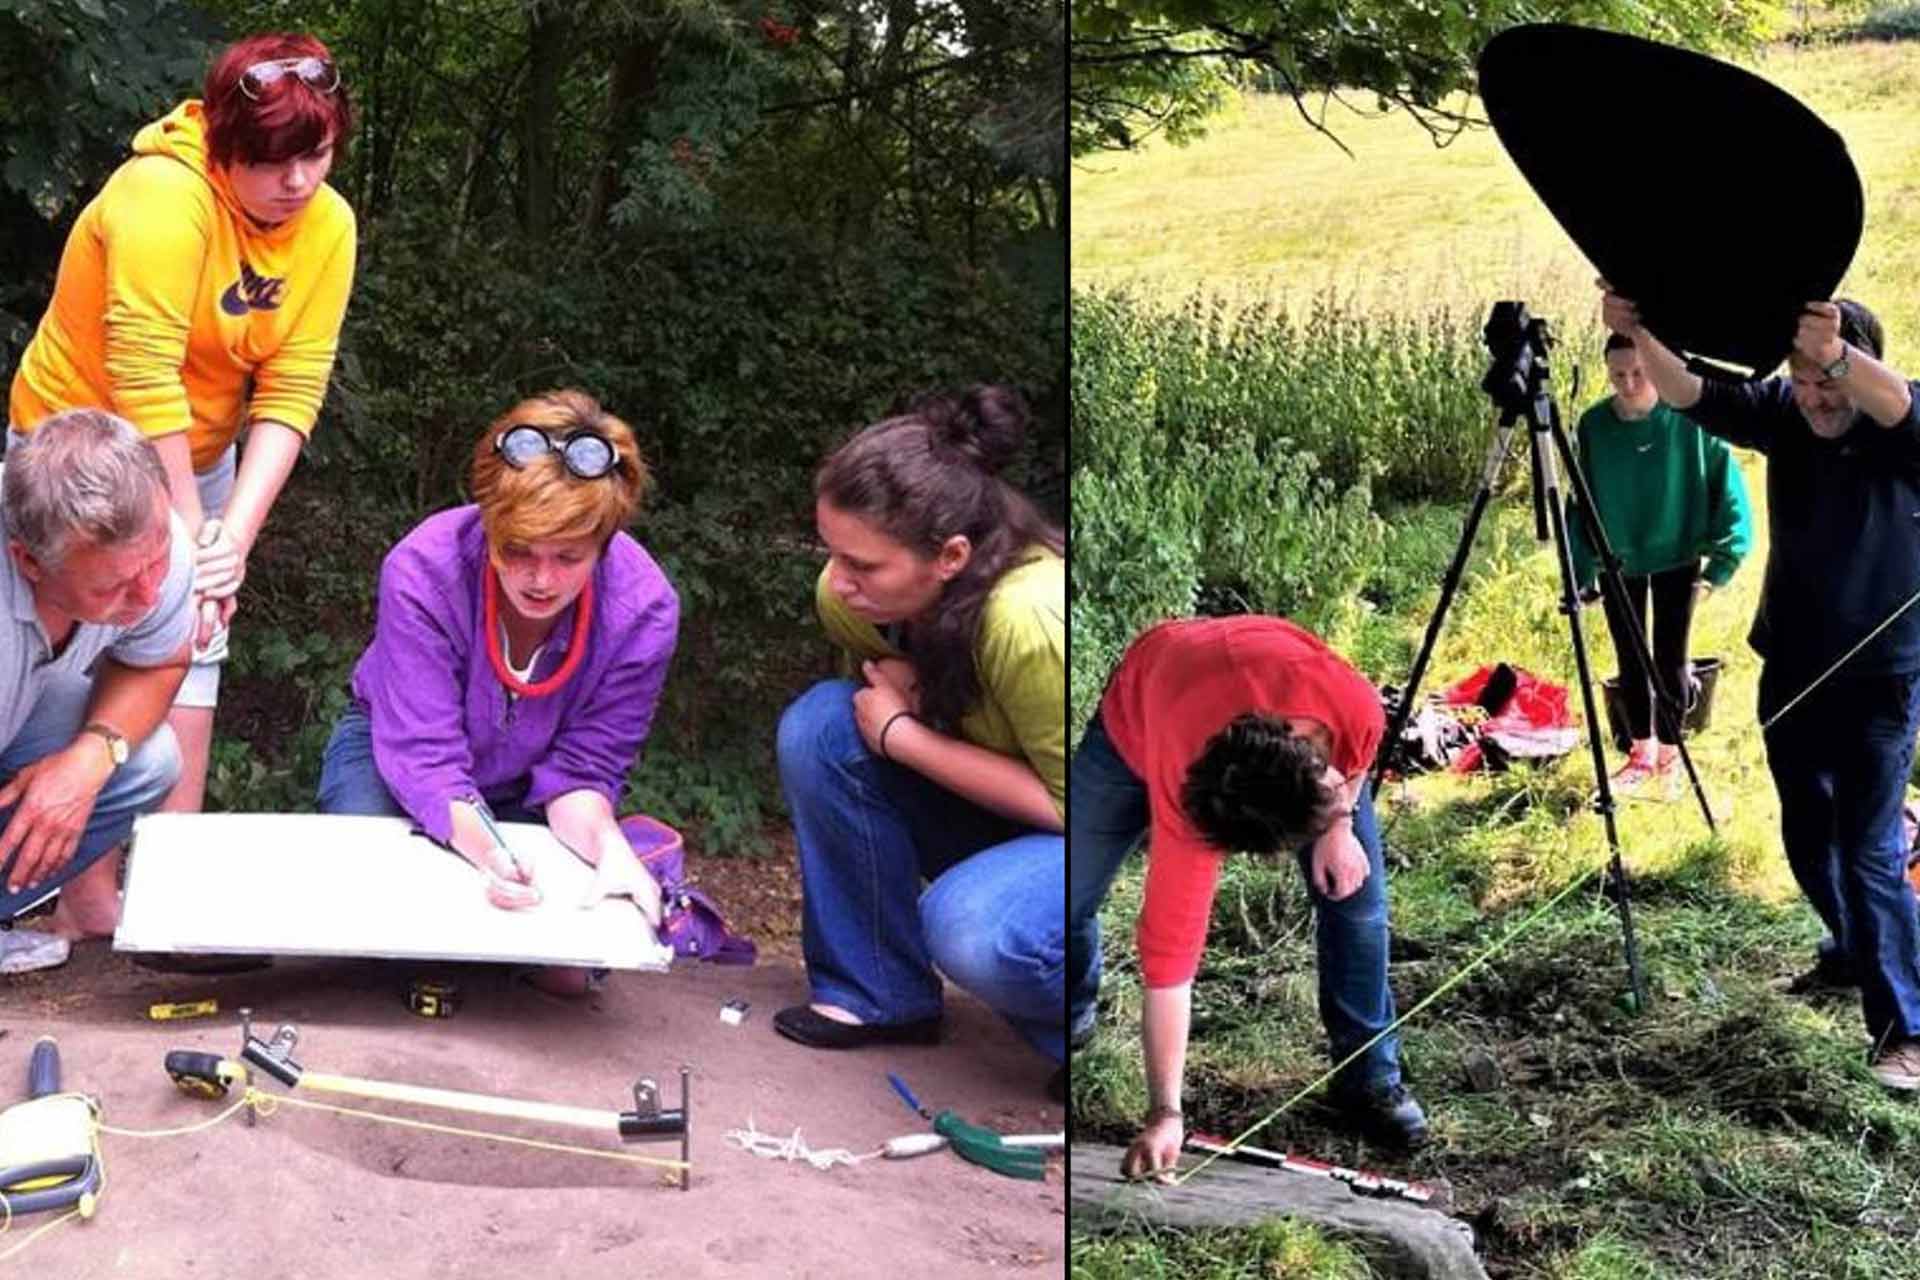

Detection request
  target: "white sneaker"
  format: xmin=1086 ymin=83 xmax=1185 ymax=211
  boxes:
xmin=0 ymin=927 xmax=71 ymax=975
xmin=1608 ymin=756 xmax=1658 ymax=797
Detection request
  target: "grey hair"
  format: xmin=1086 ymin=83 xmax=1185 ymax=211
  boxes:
xmin=2 ymin=409 xmax=171 ymax=567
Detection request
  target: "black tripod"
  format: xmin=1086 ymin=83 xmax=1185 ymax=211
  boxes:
xmin=1371 ymin=301 xmax=1718 ymax=1010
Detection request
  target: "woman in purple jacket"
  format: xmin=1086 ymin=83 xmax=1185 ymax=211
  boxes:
xmin=317 ymin=390 xmax=680 ymax=986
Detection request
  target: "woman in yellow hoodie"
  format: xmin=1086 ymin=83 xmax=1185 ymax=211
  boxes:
xmin=7 ymin=33 xmax=355 ymax=897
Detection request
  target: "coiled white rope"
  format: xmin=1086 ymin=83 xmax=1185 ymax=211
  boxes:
xmin=721 ymin=1116 xmax=880 ymax=1171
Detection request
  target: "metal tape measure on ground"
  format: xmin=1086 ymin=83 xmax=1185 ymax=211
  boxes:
xmin=407 ymin=979 xmax=459 ymax=1018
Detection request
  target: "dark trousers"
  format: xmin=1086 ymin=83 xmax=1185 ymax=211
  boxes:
xmin=1760 ymin=666 xmax=1920 ymax=1045
xmin=1600 ymin=563 xmax=1699 ymax=745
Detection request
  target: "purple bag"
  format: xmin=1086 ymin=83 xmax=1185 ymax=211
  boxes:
xmin=620 ymin=815 xmax=757 ymax=966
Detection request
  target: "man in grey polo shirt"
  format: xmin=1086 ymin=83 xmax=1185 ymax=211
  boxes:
xmin=2 ymin=409 xmax=191 ymax=974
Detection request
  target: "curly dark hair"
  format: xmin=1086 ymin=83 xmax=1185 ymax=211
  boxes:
xmin=1181 ymin=713 xmax=1342 ymax=854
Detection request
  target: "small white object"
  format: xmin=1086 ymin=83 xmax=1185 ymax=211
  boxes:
xmin=1002 ymin=1132 xmax=1067 ymax=1150
xmin=719 ymin=999 xmax=750 ymax=1026
xmin=881 ymin=1131 xmax=1062 ymax=1158
xmin=883 ymin=1133 xmax=949 ymax=1159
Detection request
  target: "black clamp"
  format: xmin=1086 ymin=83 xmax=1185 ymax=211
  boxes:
xmin=238 ymin=1007 xmax=303 ymax=1088
xmin=617 ymin=1065 xmax=692 ymax=1189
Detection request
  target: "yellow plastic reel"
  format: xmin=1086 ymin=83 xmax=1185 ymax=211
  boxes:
xmin=0 ymin=1095 xmax=95 ymax=1193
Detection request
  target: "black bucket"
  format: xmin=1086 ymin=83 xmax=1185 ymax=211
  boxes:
xmin=1602 ymin=657 xmax=1722 ymax=751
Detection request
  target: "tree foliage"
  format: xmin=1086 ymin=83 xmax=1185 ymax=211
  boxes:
xmin=1070 ymin=0 xmax=1841 ymax=155
xmin=0 ymin=0 xmax=219 ymax=348
xmin=0 ymin=0 xmax=1064 ymax=850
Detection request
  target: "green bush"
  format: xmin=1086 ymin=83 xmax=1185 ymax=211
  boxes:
xmin=1077 ymin=290 xmax=1498 ymax=506
xmin=206 ymin=624 xmax=359 ymax=816
xmin=1075 ymin=287 xmax=1530 ymax=731
xmin=0 ymin=1 xmax=218 ymax=366
xmin=1858 ymin=3 xmax=1920 ymax=40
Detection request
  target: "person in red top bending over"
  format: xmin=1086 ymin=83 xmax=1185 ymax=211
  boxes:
xmin=1066 ymin=616 xmax=1429 ymax=1179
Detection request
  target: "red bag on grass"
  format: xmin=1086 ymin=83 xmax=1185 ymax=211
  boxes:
xmin=1438 ymin=663 xmax=1582 ymax=772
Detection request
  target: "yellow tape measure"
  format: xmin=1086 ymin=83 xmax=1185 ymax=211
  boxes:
xmin=147 ymin=1000 xmax=218 ymax=1022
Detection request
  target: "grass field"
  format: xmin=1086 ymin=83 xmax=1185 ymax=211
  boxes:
xmin=1070 ymin=29 xmax=1920 ymax=1280
xmin=1071 ymin=40 xmax=1920 ymax=348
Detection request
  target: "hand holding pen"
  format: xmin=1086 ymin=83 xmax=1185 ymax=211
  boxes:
xmin=469 ymin=799 xmax=542 ymax=910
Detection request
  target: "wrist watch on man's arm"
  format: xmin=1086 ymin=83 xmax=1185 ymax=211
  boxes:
xmin=1821 ymin=343 xmax=1851 ymax=382
xmin=81 ymin=722 xmax=129 ymax=769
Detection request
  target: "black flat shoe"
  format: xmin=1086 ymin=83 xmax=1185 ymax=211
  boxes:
xmin=1778 ymin=950 xmax=1859 ymax=997
xmin=771 ymin=1004 xmax=941 ymax=1049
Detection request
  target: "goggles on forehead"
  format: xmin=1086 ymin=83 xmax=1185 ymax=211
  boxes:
xmin=494 ymin=424 xmax=622 ymax=480
xmin=239 ymin=57 xmax=341 ymax=101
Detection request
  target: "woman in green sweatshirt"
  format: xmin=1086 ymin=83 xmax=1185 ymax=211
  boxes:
xmin=1569 ymin=333 xmax=1754 ymax=793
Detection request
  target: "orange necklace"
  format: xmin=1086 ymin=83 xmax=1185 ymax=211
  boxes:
xmin=483 ymin=568 xmax=594 ymax=698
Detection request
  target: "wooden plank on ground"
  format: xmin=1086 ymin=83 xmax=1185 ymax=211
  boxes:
xmin=1070 ymin=1142 xmax=1489 ymax=1280
xmin=114 ymin=813 xmax=673 ymax=970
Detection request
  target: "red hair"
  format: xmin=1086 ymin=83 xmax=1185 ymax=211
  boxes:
xmin=470 ymin=390 xmax=651 ymax=551
xmin=202 ymin=33 xmax=353 ymax=169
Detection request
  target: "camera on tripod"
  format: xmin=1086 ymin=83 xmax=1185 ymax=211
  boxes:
xmin=1479 ymin=300 xmax=1556 ymax=417
xmin=1372 ymin=296 xmax=1718 ymax=1011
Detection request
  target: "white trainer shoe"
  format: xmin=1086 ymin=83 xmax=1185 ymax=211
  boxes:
xmin=0 ymin=927 xmax=72 ymax=975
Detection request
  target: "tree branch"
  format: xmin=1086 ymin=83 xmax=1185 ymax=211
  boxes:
xmin=1070 ymin=41 xmax=1267 ymax=67
xmin=761 ymin=49 xmax=995 ymax=115
xmin=1274 ymin=71 xmax=1354 ymax=160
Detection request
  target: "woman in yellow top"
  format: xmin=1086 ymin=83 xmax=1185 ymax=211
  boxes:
xmin=772 ymin=386 xmax=1067 ymax=1101
xmin=8 ymin=32 xmax=357 ymax=852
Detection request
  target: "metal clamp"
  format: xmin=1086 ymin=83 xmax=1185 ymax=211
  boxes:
xmin=617 ymin=1066 xmax=692 ymax=1190
xmin=238 ymin=1008 xmax=303 ymax=1089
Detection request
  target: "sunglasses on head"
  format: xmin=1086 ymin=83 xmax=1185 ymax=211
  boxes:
xmin=494 ymin=424 xmax=622 ymax=481
xmin=238 ymin=57 xmax=341 ymax=101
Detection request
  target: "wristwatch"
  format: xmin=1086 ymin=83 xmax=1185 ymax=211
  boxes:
xmin=82 ymin=722 xmax=129 ymax=768
xmin=1820 ymin=343 xmax=1851 ymax=382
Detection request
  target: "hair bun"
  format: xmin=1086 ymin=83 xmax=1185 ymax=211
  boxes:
xmin=917 ymin=384 xmax=1027 ymax=475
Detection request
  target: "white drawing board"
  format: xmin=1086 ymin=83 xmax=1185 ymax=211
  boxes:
xmin=114 ymin=812 xmax=674 ymax=970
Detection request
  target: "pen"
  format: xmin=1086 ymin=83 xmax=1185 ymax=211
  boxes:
xmin=470 ymin=799 xmax=529 ymax=881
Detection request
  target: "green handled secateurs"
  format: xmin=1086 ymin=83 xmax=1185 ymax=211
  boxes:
xmin=886 ymin=1072 xmax=1047 ymax=1181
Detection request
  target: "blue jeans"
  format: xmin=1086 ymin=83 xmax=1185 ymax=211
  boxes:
xmin=317 ymin=704 xmax=539 ymax=823
xmin=776 ymin=679 xmax=1065 ymax=1064
xmin=1 ymin=672 xmax=181 ymax=922
xmin=1066 ymin=713 xmax=1402 ymax=1095
xmin=1760 ymin=666 xmax=1920 ymax=1044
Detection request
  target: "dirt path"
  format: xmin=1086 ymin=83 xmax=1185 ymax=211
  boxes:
xmin=0 ymin=934 xmax=1065 ymax=1277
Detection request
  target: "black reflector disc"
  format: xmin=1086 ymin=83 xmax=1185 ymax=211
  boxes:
xmin=1479 ymin=24 xmax=1862 ymax=374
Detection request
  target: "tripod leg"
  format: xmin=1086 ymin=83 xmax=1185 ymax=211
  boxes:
xmin=1535 ymin=425 xmax=1651 ymax=1011
xmin=1372 ymin=420 xmax=1522 ymax=792
xmin=1549 ymin=410 xmax=1717 ymax=834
